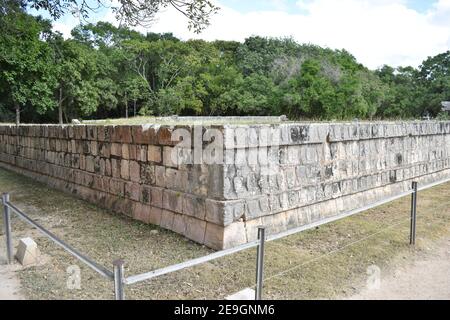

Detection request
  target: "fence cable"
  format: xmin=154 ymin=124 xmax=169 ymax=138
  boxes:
xmin=262 ymin=216 xmax=411 ymax=284
xmin=260 ymin=199 xmax=450 ymax=285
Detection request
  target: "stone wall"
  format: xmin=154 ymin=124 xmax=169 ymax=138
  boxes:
xmin=1 ymin=121 xmax=450 ymax=250
xmin=0 ymin=124 xmax=222 ymax=247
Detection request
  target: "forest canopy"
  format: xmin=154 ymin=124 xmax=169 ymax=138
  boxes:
xmin=1 ymin=2 xmax=450 ymax=124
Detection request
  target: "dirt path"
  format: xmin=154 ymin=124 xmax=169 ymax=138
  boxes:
xmin=2 ymin=240 xmax=450 ymax=301
xmin=350 ymin=238 xmax=450 ymax=300
xmin=0 ymin=257 xmax=25 ymax=300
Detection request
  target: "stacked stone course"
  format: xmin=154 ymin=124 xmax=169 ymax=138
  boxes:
xmin=0 ymin=121 xmax=450 ymax=249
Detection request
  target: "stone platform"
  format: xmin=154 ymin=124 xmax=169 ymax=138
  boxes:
xmin=1 ymin=119 xmax=449 ymax=249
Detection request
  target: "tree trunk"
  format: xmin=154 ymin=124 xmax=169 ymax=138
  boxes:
xmin=133 ymin=100 xmax=137 ymax=117
xmin=15 ymin=102 xmax=20 ymax=125
xmin=58 ymin=87 xmax=63 ymax=124
xmin=125 ymin=94 xmax=128 ymax=118
xmin=64 ymin=110 xmax=69 ymax=124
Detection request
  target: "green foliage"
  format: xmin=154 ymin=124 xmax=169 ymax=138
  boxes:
xmin=27 ymin=0 xmax=219 ymax=33
xmin=416 ymin=51 xmax=450 ymax=117
xmin=1 ymin=10 xmax=449 ymax=123
xmin=0 ymin=6 xmax=57 ymax=123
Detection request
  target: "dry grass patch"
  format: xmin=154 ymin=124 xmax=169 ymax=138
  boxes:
xmin=0 ymin=167 xmax=449 ymax=299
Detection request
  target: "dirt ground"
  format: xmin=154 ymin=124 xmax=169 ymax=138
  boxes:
xmin=350 ymin=237 xmax=450 ymax=300
xmin=0 ymin=258 xmax=24 ymax=300
xmin=1 ymin=166 xmax=450 ymax=300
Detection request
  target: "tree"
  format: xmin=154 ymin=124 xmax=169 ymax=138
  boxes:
xmin=0 ymin=6 xmax=57 ymax=124
xmin=47 ymin=32 xmax=105 ymax=122
xmin=27 ymin=0 xmax=219 ymax=33
xmin=416 ymin=51 xmax=450 ymax=116
xmin=376 ymin=65 xmax=419 ymax=118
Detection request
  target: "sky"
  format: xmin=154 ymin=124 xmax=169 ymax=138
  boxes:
xmin=31 ymin=0 xmax=450 ymax=70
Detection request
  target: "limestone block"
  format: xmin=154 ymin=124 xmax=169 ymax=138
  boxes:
xmin=124 ymin=182 xmax=140 ymax=201
xmin=157 ymin=126 xmax=177 ymax=146
xmin=172 ymin=213 xmax=187 ymax=236
xmin=235 ymin=127 xmax=249 ymax=148
xmin=15 ymin=237 xmax=40 ymax=266
xmin=205 ymin=199 xmax=244 ymax=226
xmin=120 ymin=159 xmax=129 ymax=180
xmin=184 ymin=216 xmax=207 ymax=244
xmin=148 ymin=206 xmax=162 ymax=225
xmin=140 ymin=185 xmax=151 ymax=204
xmin=160 ymin=209 xmax=175 ymax=230
xmin=85 ymin=156 xmax=94 ymax=173
xmin=245 ymin=199 xmax=262 ymax=220
xmin=140 ymin=163 xmax=155 ymax=185
xmin=204 ymin=221 xmax=247 ymax=250
xmin=132 ymin=125 xmax=157 ymax=145
xmin=177 ymin=147 xmax=192 ymax=167
xmin=183 ymin=194 xmax=206 ymax=220
xmin=136 ymin=145 xmax=147 ymax=162
xmin=150 ymin=186 xmax=163 ymax=208
xmin=105 ymin=158 xmax=112 ymax=176
xmin=163 ymin=189 xmax=183 ymax=213
xmin=129 ymin=160 xmax=140 ymax=183
xmin=99 ymin=142 xmax=111 ymax=158
xmin=86 ymin=126 xmax=98 ymax=141
xmin=223 ymin=127 xmax=236 ymax=149
xmin=244 ymin=217 xmax=263 ymax=242
xmin=110 ymin=143 xmax=122 ymax=157
xmin=165 ymin=168 xmax=180 ymax=190
xmin=154 ymin=165 xmax=166 ymax=188
xmin=148 ymin=145 xmax=162 ymax=163
xmin=289 ymin=125 xmax=310 ymax=144
xmin=111 ymin=126 xmax=132 ymax=144
xmin=109 ymin=178 xmax=124 ymax=196
xmin=79 ymin=154 xmax=86 ymax=170
xmin=261 ymin=212 xmax=288 ymax=235
xmin=133 ymin=203 xmax=150 ymax=223
xmin=121 ymin=144 xmax=130 ymax=159
xmin=225 ymin=288 xmax=255 ymax=300
xmin=97 ymin=126 xmax=110 ymax=142
xmin=163 ymin=146 xmax=177 ymax=168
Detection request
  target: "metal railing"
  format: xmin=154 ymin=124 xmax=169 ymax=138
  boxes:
xmin=2 ymin=176 xmax=450 ymax=300
xmin=1 ymin=193 xmax=114 ymax=281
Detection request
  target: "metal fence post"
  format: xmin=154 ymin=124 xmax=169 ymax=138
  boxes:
xmin=410 ymin=181 xmax=418 ymax=245
xmin=113 ymin=259 xmax=125 ymax=300
xmin=255 ymin=226 xmax=266 ymax=300
xmin=2 ymin=193 xmax=13 ymax=264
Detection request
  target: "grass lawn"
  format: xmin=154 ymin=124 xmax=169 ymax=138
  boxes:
xmin=1 ymin=166 xmax=450 ymax=300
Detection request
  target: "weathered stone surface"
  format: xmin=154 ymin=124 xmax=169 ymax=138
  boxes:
xmin=111 ymin=143 xmax=122 ymax=157
xmin=15 ymin=237 xmax=40 ymax=266
xmin=121 ymin=144 xmax=129 ymax=159
xmin=132 ymin=125 xmax=157 ymax=145
xmin=163 ymin=189 xmax=183 ymax=213
xmin=205 ymin=199 xmax=244 ymax=226
xmin=148 ymin=145 xmax=162 ymax=163
xmin=204 ymin=221 xmax=247 ymax=249
xmin=2 ymin=120 xmax=450 ymax=250
xmin=150 ymin=186 xmax=163 ymax=208
xmin=183 ymin=194 xmax=206 ymax=220
xmin=125 ymin=182 xmax=140 ymax=201
xmin=120 ymin=159 xmax=129 ymax=180
xmin=163 ymin=146 xmax=177 ymax=168
xmin=185 ymin=216 xmax=207 ymax=243
xmin=160 ymin=209 xmax=175 ymax=230
xmin=129 ymin=160 xmax=140 ymax=182
xmin=133 ymin=203 xmax=150 ymax=223
xmin=148 ymin=206 xmax=163 ymax=225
